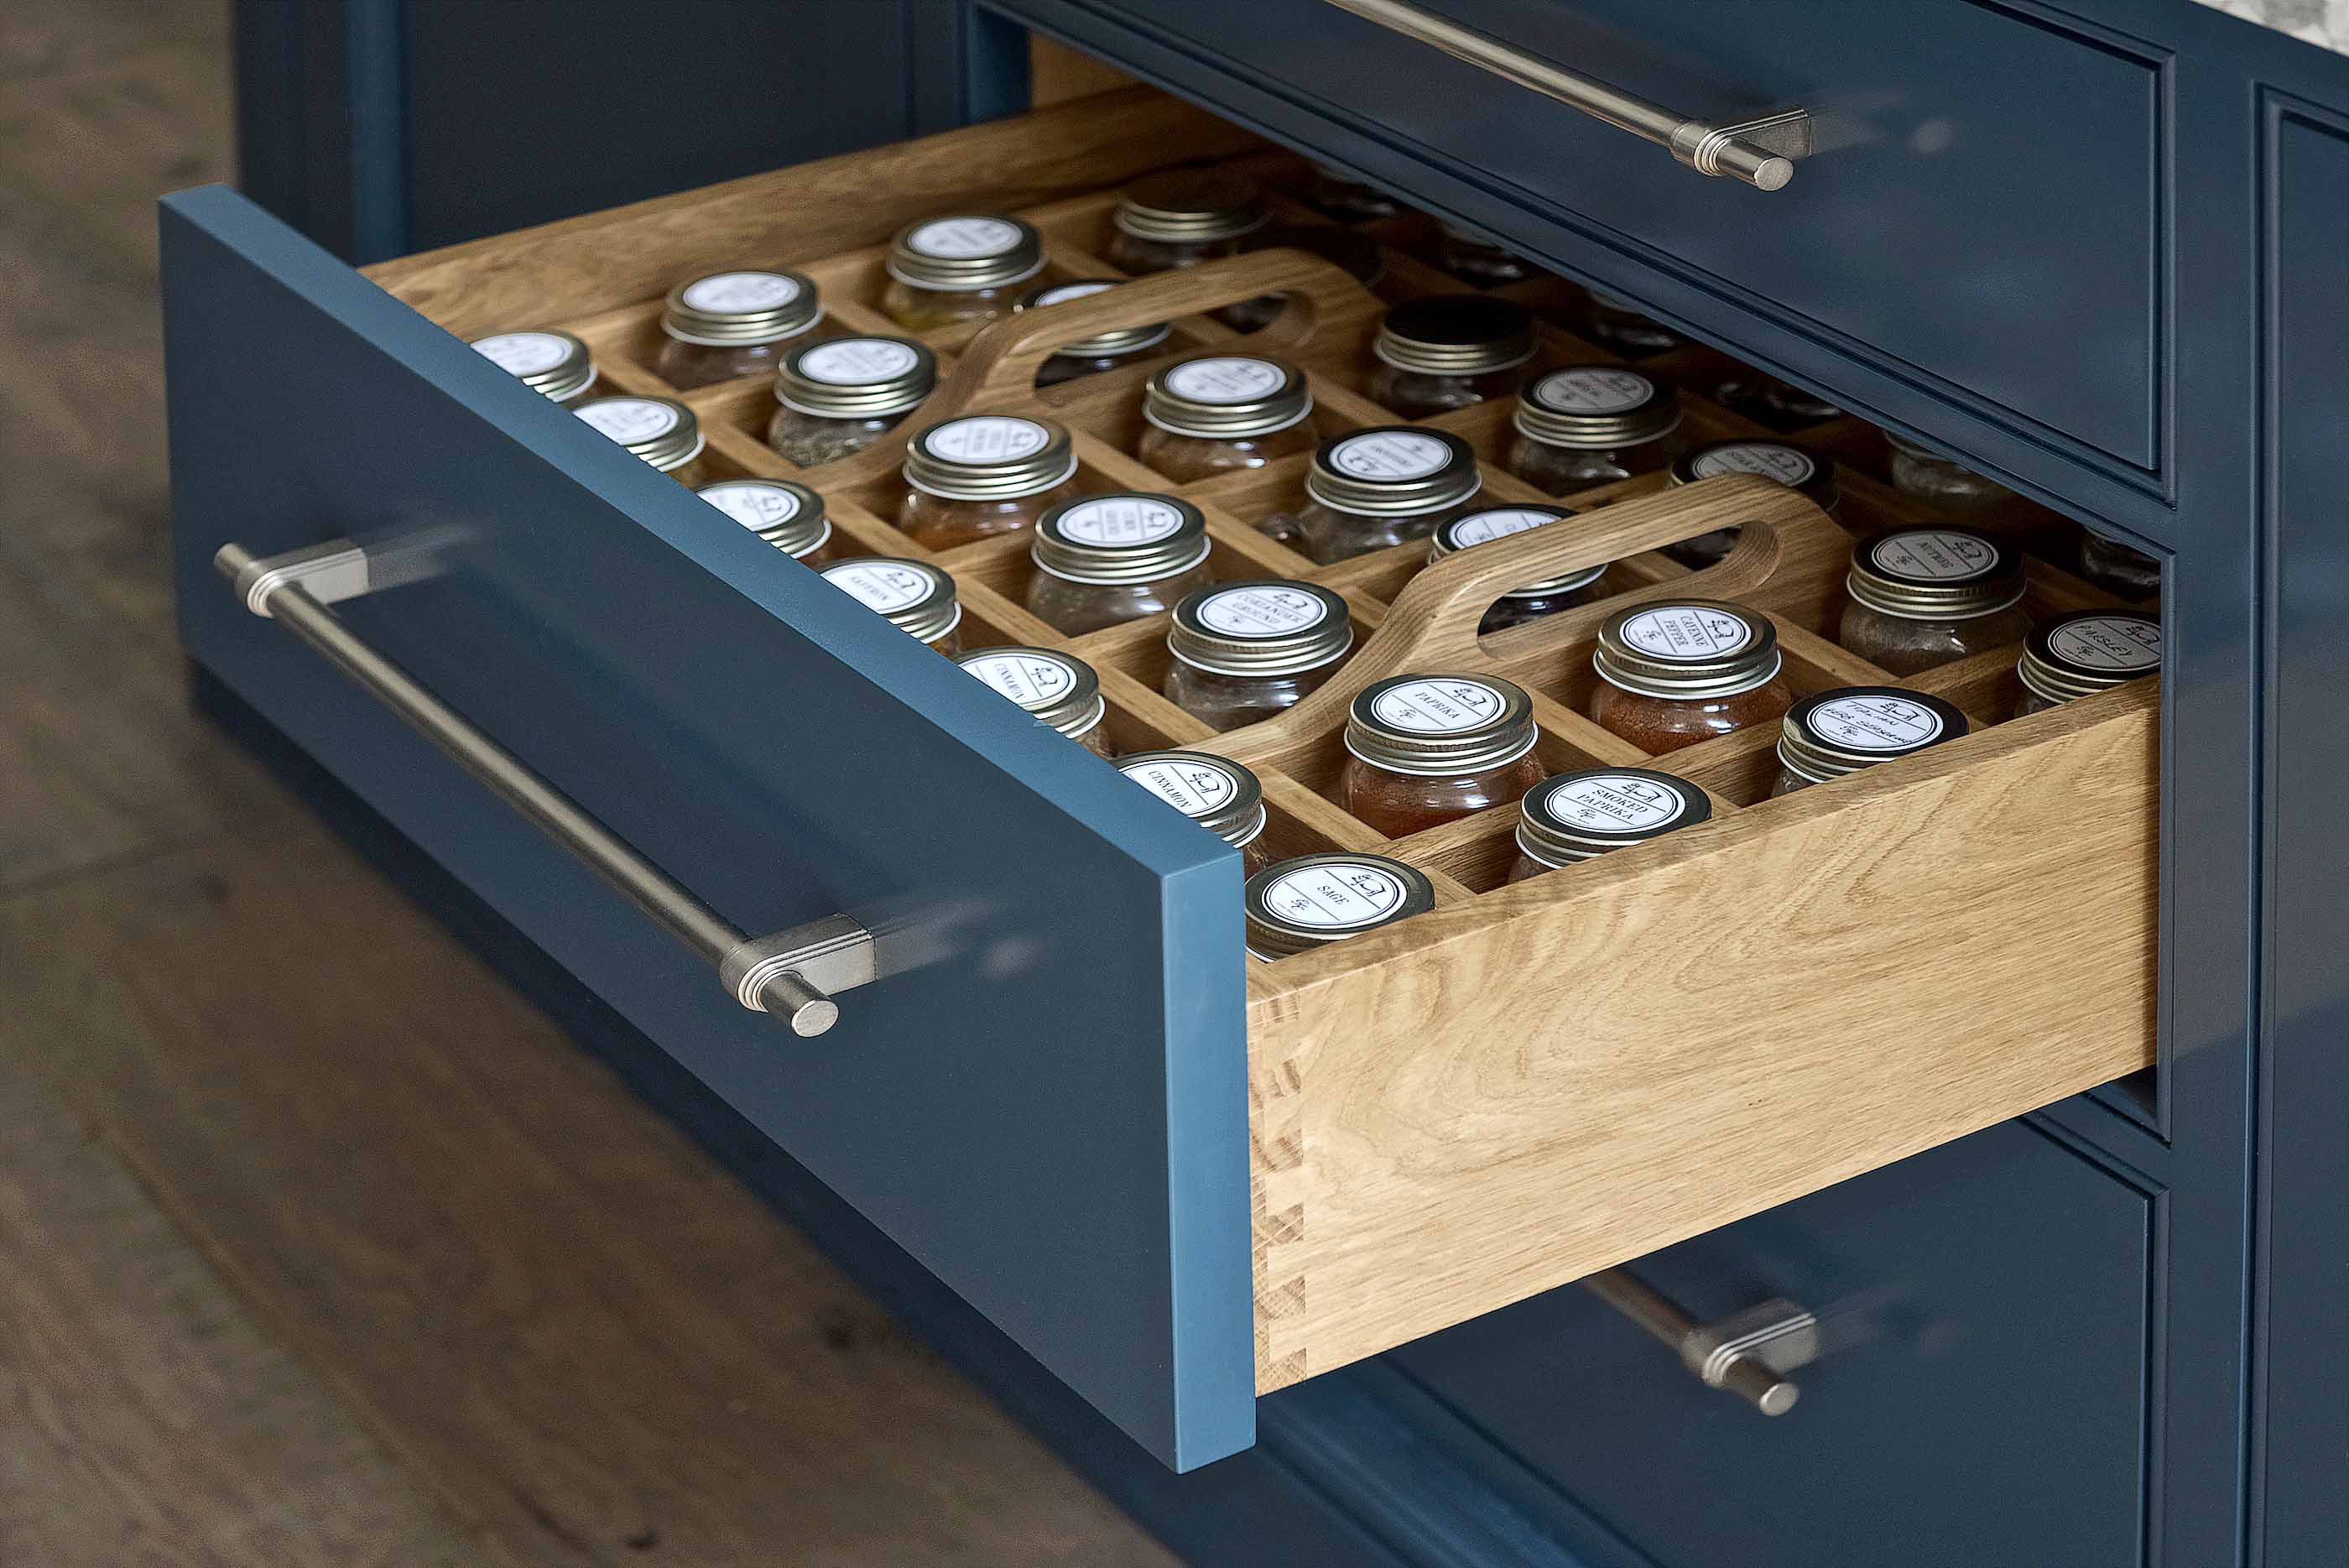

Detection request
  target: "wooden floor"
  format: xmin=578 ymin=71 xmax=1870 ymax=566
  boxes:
xmin=0 ymin=5 xmax=1174 ymax=1563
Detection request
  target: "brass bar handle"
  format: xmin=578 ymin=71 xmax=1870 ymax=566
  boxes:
xmin=216 ymin=539 xmax=874 ymax=1038
xmin=1582 ymin=1267 xmax=1819 ymax=1415
xmin=1323 ymin=0 xmax=1811 ymax=191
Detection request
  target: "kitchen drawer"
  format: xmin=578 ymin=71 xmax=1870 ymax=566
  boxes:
xmin=1393 ymin=1121 xmax=2154 ymax=1568
xmin=162 ymin=87 xmax=2154 ymax=1472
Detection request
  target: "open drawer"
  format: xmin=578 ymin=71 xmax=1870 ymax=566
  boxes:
xmin=161 ymin=87 xmax=2154 ymax=1472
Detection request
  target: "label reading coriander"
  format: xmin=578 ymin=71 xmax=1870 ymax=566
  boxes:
xmin=1540 ymin=774 xmax=1687 ymax=832
xmin=680 ymin=271 xmax=800 ymax=314
xmin=1164 ymin=356 xmax=1285 ymax=404
xmin=798 ymin=338 xmax=920 ymax=385
xmin=1872 ymin=529 xmax=1997 ymax=581
xmin=1804 ymin=694 xmax=1945 ymax=752
xmin=907 ymin=216 xmax=1021 ymax=258
xmin=698 ymin=482 xmax=805 ymax=532
xmin=1690 ymin=442 xmax=1817 ymax=487
xmin=472 ymin=332 xmax=572 ymax=376
xmin=1446 ymin=508 xmax=1562 ymax=548
xmin=576 ymin=399 xmax=679 ymax=444
xmin=823 ymin=561 xmax=934 ymax=613
xmin=924 ymin=415 xmax=1049 ymax=464
xmin=1120 ymin=757 xmax=1240 ymax=816
xmin=2049 ymin=616 xmax=2161 ymax=672
xmin=1261 ymin=862 xmax=1408 ymax=930
xmin=961 ymin=651 xmax=1076 ymax=711
xmin=1617 ymin=604 xmax=1754 ymax=660
xmin=1328 ymin=430 xmax=1449 ymax=481
xmin=1195 ymin=586 xmax=1329 ymax=638
xmin=1530 ymin=366 xmax=1654 ymax=414
xmin=1369 ymin=679 xmax=1504 ymax=734
xmin=1055 ymin=496 xmax=1185 ymax=547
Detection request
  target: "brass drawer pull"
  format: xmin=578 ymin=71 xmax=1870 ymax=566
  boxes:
xmin=216 ymin=539 xmax=873 ymax=1038
xmin=1582 ymin=1268 xmax=1820 ymax=1414
xmin=1323 ymin=0 xmax=1812 ymax=190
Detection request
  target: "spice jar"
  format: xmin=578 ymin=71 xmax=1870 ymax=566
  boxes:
xmin=955 ymin=646 xmax=1112 ymax=756
xmin=1340 ymin=674 xmax=1543 ymax=836
xmin=2076 ymin=530 xmax=2162 ymax=600
xmin=1302 ymin=163 xmax=1402 ymax=222
xmin=654 ymin=268 xmax=822 ymax=390
xmin=767 ymin=336 xmax=936 ymax=467
xmin=1435 ymin=221 xmax=1532 ymax=287
xmin=573 ymin=395 xmax=706 ymax=484
xmin=1506 ymin=366 xmax=1685 ymax=493
xmin=470 ymin=329 xmax=597 ymax=404
xmin=1884 ymin=431 xmax=2012 ymax=512
xmin=1269 ymin=427 xmax=1483 ymax=565
xmin=1839 ymin=528 xmax=2031 ymax=675
xmin=1770 ymin=687 xmax=1970 ymax=795
xmin=1368 ymin=295 xmax=1537 ymax=418
xmin=1133 ymin=353 xmax=1317 ymax=484
xmin=2014 ymin=612 xmax=2161 ymax=716
xmin=1428 ymin=506 xmax=1612 ymax=633
xmin=1105 ymin=169 xmax=1270 ymax=275
xmin=1663 ymin=439 xmax=1841 ymax=568
xmin=1712 ymin=372 xmax=1843 ymax=430
xmin=1165 ymin=579 xmax=1354 ymax=731
xmin=1117 ymin=749 xmax=1273 ymax=873
xmin=879 ymin=215 xmax=1044 ymax=331
xmin=694 ymin=478 xmax=831 ymax=560
xmin=1244 ymin=853 xmax=1435 ymax=960
xmin=1015 ymin=278 xmax=1172 ymax=386
xmin=898 ymin=414 xmax=1081 ymax=549
xmin=1588 ymin=600 xmax=1792 ymax=753
xmin=1024 ymin=492 xmax=1216 ymax=635
xmin=1585 ymin=290 xmax=1683 ymax=356
xmin=1509 ymin=767 xmax=1711 ymax=882
xmin=819 ymin=556 xmax=962 ymax=654
xmin=1220 ymin=224 xmax=1389 ymax=334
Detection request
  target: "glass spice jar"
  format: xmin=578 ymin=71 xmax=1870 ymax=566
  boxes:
xmin=1506 ymin=365 xmax=1685 ymax=493
xmin=469 ymin=329 xmax=598 ymax=404
xmin=955 ymin=646 xmax=1112 ymax=756
xmin=1105 ymin=169 xmax=1270 ymax=276
xmin=1663 ymin=439 xmax=1841 ymax=569
xmin=1243 ymin=852 xmax=1436 ymax=961
xmin=1585 ymin=290 xmax=1684 ymax=356
xmin=2076 ymin=530 xmax=2163 ymax=600
xmin=1435 ymin=221 xmax=1533 ymax=287
xmin=1133 ymin=353 xmax=1318 ymax=484
xmin=1117 ymin=749 xmax=1273 ymax=873
xmin=1164 ymin=579 xmax=1355 ymax=731
xmin=1711 ymin=372 xmax=1843 ymax=430
xmin=2014 ymin=612 xmax=2161 ymax=717
xmin=767 ymin=335 xmax=937 ymax=467
xmin=694 ymin=478 xmax=831 ymax=560
xmin=1025 ymin=492 xmax=1216 ymax=635
xmin=1368 ymin=295 xmax=1537 ymax=418
xmin=879 ymin=214 xmax=1045 ymax=331
xmin=1301 ymin=162 xmax=1402 ymax=222
xmin=1014 ymin=278 xmax=1173 ymax=386
xmin=819 ymin=556 xmax=963 ymax=654
xmin=1269 ymin=427 xmax=1484 ymax=565
xmin=1509 ymin=766 xmax=1712 ymax=882
xmin=573 ymin=395 xmax=707 ymax=484
xmin=1340 ymin=674 xmax=1544 ymax=836
xmin=654 ymin=268 xmax=823 ymax=390
xmin=1588 ymin=600 xmax=1793 ymax=753
xmin=1770 ymin=687 xmax=1970 ymax=795
xmin=1427 ymin=506 xmax=1612 ymax=633
xmin=898 ymin=414 xmax=1082 ymax=549
xmin=1884 ymin=431 xmax=2013 ymax=512
xmin=1839 ymin=528 xmax=2031 ymax=676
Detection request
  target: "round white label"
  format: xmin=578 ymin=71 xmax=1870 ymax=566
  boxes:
xmin=923 ymin=414 xmax=1050 ymax=464
xmin=823 ymin=561 xmax=933 ymax=612
xmin=1530 ymin=366 xmax=1653 ymax=414
xmin=472 ymin=331 xmax=571 ymax=376
xmin=1446 ymin=508 xmax=1562 ymax=548
xmin=680 ymin=270 xmax=801 ymax=314
xmin=1368 ymin=679 xmax=1504 ymax=734
xmin=1804 ymin=694 xmax=1945 ymax=752
xmin=1195 ymin=586 xmax=1330 ymax=638
xmin=1689 ymin=442 xmax=1817 ymax=487
xmin=1120 ymin=756 xmax=1241 ymax=817
xmin=1259 ymin=862 xmax=1409 ymax=930
xmin=1539 ymin=774 xmax=1688 ymax=832
xmin=1617 ymin=604 xmax=1755 ymax=660
xmin=2049 ymin=616 xmax=2162 ymax=672
xmin=1033 ymin=280 xmax=1117 ymax=306
xmin=1163 ymin=356 xmax=1286 ymax=404
xmin=907 ymin=216 xmax=1022 ymax=258
xmin=797 ymin=337 xmax=921 ymax=385
xmin=1328 ymin=430 xmax=1450 ymax=481
xmin=961 ymin=651 xmax=1076 ymax=711
xmin=576 ymin=398 xmax=679 ymax=444
xmin=1054 ymin=495 xmax=1186 ymax=547
xmin=1871 ymin=530 xmax=1997 ymax=581
xmin=697 ymin=481 xmax=805 ymax=532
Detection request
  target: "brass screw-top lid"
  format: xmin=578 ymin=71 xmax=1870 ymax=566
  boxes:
xmin=1515 ymin=767 xmax=1712 ymax=868
xmin=885 ymin=214 xmax=1044 ymax=292
xmin=901 ymin=414 xmax=1077 ymax=501
xmin=1015 ymin=278 xmax=1172 ymax=360
xmin=1167 ymin=579 xmax=1354 ymax=678
xmin=1512 ymin=365 xmax=1681 ymax=450
xmin=1304 ymin=427 xmax=1482 ymax=518
xmin=1112 ymin=169 xmax=1269 ymax=244
xmin=693 ymin=479 xmax=830 ymax=559
xmin=574 ymin=395 xmax=704 ymax=471
xmin=1592 ymin=600 xmax=1781 ymax=699
xmin=1143 ymin=353 xmax=1314 ymax=440
xmin=1243 ymin=852 xmax=1435 ymax=958
xmin=1372 ymin=294 xmax=1535 ymax=378
xmin=660 ymin=268 xmax=822 ymax=346
xmin=775 ymin=335 xmax=937 ymax=420
xmin=1117 ymin=749 xmax=1267 ymax=849
xmin=1343 ymin=674 xmax=1538 ymax=777
xmin=1669 ymin=439 xmax=1838 ymax=508
xmin=1775 ymin=686 xmax=1971 ymax=784
xmin=2016 ymin=612 xmax=2162 ymax=707
xmin=1845 ymin=528 xmax=2025 ymax=621
xmin=471 ymin=329 xmax=596 ymax=402
xmin=1429 ymin=505 xmax=1607 ymax=601
xmin=954 ymin=646 xmax=1106 ymax=741
xmin=819 ymin=556 xmax=961 ymax=645
xmin=1030 ymin=492 xmax=1211 ymax=586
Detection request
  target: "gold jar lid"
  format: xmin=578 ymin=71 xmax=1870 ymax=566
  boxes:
xmin=470 ymin=329 xmax=596 ymax=402
xmin=886 ymin=214 xmax=1044 ymax=292
xmin=1515 ymin=767 xmax=1711 ymax=868
xmin=1775 ymin=686 xmax=1970 ymax=784
xmin=1112 ymin=169 xmax=1269 ymax=244
xmin=1143 ymin=353 xmax=1314 ymax=440
xmin=1244 ymin=853 xmax=1435 ymax=958
xmin=1668 ymin=439 xmax=1838 ymax=508
xmin=776 ymin=335 xmax=936 ymax=420
xmin=1512 ymin=365 xmax=1680 ymax=450
xmin=954 ymin=646 xmax=1106 ymax=742
xmin=1592 ymin=600 xmax=1780 ymax=699
xmin=819 ymin=556 xmax=961 ymax=645
xmin=1429 ymin=505 xmax=1607 ymax=601
xmin=573 ymin=395 xmax=703 ymax=471
xmin=1117 ymin=749 xmax=1267 ymax=849
xmin=694 ymin=478 xmax=830 ymax=558
xmin=1168 ymin=579 xmax=1353 ymax=678
xmin=1344 ymin=674 xmax=1538 ymax=777
xmin=1016 ymin=278 xmax=1172 ymax=360
xmin=660 ymin=268 xmax=821 ymax=346
xmin=2016 ymin=612 xmax=2161 ymax=707
xmin=1846 ymin=528 xmax=2025 ymax=621
xmin=902 ymin=414 xmax=1076 ymax=501
xmin=1031 ymin=492 xmax=1211 ymax=586
xmin=1372 ymin=295 xmax=1535 ymax=378
xmin=1304 ymin=427 xmax=1482 ymax=518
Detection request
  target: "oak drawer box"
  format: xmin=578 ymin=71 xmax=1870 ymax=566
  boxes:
xmin=163 ymin=87 xmax=2154 ymax=1472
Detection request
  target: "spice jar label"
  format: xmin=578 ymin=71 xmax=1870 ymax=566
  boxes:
xmin=906 ymin=216 xmax=1023 ymax=258
xmin=1617 ymin=604 xmax=1755 ymax=660
xmin=1195 ymin=585 xmax=1331 ymax=638
xmin=1370 ymin=678 xmax=1505 ymax=734
xmin=1539 ymin=774 xmax=1689 ymax=831
xmin=1328 ymin=430 xmax=1450 ymax=481
xmin=1055 ymin=496 xmax=1186 ymax=546
xmin=1164 ymin=356 xmax=1286 ymax=404
xmin=576 ymin=398 xmax=680 ymax=443
xmin=1262 ymin=862 xmax=1409 ymax=930
xmin=680 ymin=271 xmax=801 ymax=314
xmin=2049 ymin=616 xmax=2162 ymax=671
xmin=698 ymin=482 xmax=805 ymax=531
xmin=924 ymin=415 xmax=1050 ymax=464
xmin=1033 ymin=280 xmax=1117 ymax=306
xmin=1447 ymin=507 xmax=1562 ymax=547
xmin=823 ymin=561 xmax=934 ymax=612
xmin=799 ymin=338 xmax=922 ymax=384
xmin=960 ymin=651 xmax=1076 ymax=711
xmin=1529 ymin=367 xmax=1654 ymax=414
xmin=1690 ymin=442 xmax=1817 ymax=486
xmin=1120 ymin=756 xmax=1241 ymax=815
xmin=1871 ymin=529 xmax=1997 ymax=581
xmin=472 ymin=331 xmax=572 ymax=375
xmin=1804 ymin=694 xmax=1945 ymax=751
